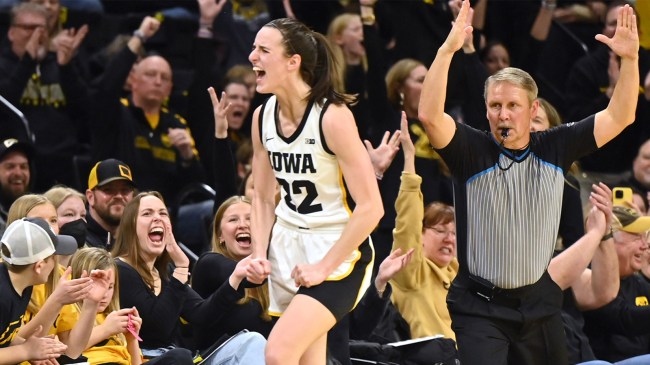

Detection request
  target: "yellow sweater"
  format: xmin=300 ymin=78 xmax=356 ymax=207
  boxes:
xmin=390 ymin=172 xmax=458 ymax=340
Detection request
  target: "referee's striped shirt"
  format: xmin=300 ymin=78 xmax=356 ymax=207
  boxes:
xmin=437 ymin=116 xmax=597 ymax=289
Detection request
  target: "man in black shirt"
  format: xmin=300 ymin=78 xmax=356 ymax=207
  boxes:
xmin=418 ymin=2 xmax=640 ymax=364
xmin=85 ymin=159 xmax=135 ymax=250
xmin=583 ymin=206 xmax=650 ymax=362
xmin=0 ymin=138 xmax=32 ymax=234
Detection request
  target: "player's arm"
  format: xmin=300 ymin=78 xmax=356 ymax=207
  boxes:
xmin=248 ymin=106 xmax=276 ymax=282
xmin=319 ymin=104 xmax=384 ymax=275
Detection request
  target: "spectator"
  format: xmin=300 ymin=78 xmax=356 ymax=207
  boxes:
xmin=371 ymin=58 xmax=453 ymax=271
xmin=64 ymin=247 xmax=183 ymax=365
xmin=0 ymin=138 xmax=33 ymax=233
xmin=43 ymin=185 xmax=87 ymax=255
xmin=4 ymin=198 xmax=102 ymax=362
xmin=85 ymin=159 xmax=135 ymax=250
xmin=111 ymin=191 xmax=266 ymax=364
xmin=565 ymin=1 xmax=650 ymax=175
xmin=90 ymin=16 xmax=204 ymax=204
xmin=0 ymin=218 xmax=74 ymax=363
xmin=418 ymin=2 xmax=640 ymax=363
xmin=192 ymin=195 xmax=274 ymax=349
xmin=619 ymin=138 xmax=650 ymax=209
xmin=583 ymin=206 xmax=650 ymax=363
xmin=0 ymin=2 xmax=89 ymax=192
xmin=389 ymin=113 xmax=458 ymax=340
xmin=531 ymin=98 xmax=586 ymax=249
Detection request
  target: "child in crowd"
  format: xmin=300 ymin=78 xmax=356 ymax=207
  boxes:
xmin=7 ymin=194 xmax=98 ymax=360
xmin=60 ymin=247 xmax=144 ymax=365
xmin=0 ymin=218 xmax=76 ymax=363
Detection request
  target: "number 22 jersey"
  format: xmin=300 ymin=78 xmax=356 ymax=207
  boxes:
xmin=259 ymin=96 xmax=354 ymax=231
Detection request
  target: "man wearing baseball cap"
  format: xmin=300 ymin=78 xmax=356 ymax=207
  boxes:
xmin=0 ymin=217 xmax=76 ymax=362
xmin=0 ymin=138 xmax=33 ymax=234
xmin=85 ymin=159 xmax=136 ymax=250
xmin=583 ymin=205 xmax=650 ymax=362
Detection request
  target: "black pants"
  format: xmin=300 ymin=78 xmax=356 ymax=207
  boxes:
xmin=448 ymin=271 xmax=567 ymax=365
xmin=147 ymin=348 xmax=194 ymax=365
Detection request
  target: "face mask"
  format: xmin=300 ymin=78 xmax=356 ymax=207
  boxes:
xmin=60 ymin=218 xmax=87 ymax=249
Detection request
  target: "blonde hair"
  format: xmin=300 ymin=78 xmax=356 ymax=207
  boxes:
xmin=6 ymin=194 xmax=51 ymax=225
xmin=43 ymin=185 xmax=87 ymax=209
xmin=70 ymin=248 xmax=125 ymax=345
xmin=211 ymin=196 xmax=271 ymax=322
xmin=484 ymin=67 xmax=538 ymax=105
xmin=536 ymin=98 xmax=561 ymax=128
xmin=385 ymin=58 xmax=424 ymax=109
xmin=6 ymin=194 xmax=60 ymax=313
xmin=327 ymin=13 xmax=367 ymax=93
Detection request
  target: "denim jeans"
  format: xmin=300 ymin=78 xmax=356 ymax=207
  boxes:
xmin=578 ymin=354 xmax=650 ymax=365
xmin=205 ymin=331 xmax=266 ymax=365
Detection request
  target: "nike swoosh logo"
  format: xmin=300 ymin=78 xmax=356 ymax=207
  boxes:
xmin=265 ymin=137 xmax=274 ymax=142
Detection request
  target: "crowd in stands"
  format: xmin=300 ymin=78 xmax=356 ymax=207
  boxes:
xmin=3 ymin=0 xmax=650 ymax=364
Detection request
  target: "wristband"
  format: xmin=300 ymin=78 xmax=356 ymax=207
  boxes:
xmin=602 ymin=227 xmax=613 ymax=241
xmin=376 ymin=286 xmax=385 ymax=297
xmin=133 ymin=29 xmax=147 ymax=43
xmin=541 ymin=0 xmax=557 ymax=10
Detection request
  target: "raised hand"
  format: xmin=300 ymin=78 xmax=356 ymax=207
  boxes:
xmin=86 ymin=269 xmax=111 ymax=303
xmin=398 ymin=111 xmax=414 ymax=160
xmin=587 ymin=182 xmax=613 ymax=235
xmin=374 ymin=247 xmax=414 ymax=293
xmin=208 ymin=87 xmax=230 ymax=138
xmin=51 ymin=267 xmax=94 ymax=304
xmin=441 ymin=0 xmax=473 ymax=54
xmin=25 ymin=26 xmax=47 ymax=60
xmin=56 ymin=25 xmax=88 ymax=65
xmin=163 ymin=220 xmax=189 ymax=269
xmin=595 ymin=4 xmax=638 ymax=61
xmin=138 ymin=16 xmax=161 ymax=40
xmin=363 ymin=129 xmax=400 ymax=178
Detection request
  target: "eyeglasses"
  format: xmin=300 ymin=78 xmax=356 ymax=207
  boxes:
xmin=425 ymin=226 xmax=456 ymax=238
xmin=12 ymin=23 xmax=46 ymax=31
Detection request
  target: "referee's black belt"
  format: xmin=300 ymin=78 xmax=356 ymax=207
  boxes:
xmin=467 ymin=274 xmax=542 ymax=309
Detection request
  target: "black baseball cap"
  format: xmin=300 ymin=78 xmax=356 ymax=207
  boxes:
xmin=0 ymin=138 xmax=33 ymax=162
xmin=88 ymin=159 xmax=134 ymax=190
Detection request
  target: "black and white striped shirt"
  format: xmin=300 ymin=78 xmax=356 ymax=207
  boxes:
xmin=438 ymin=116 xmax=596 ymax=288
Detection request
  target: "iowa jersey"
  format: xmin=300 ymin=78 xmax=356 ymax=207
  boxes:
xmin=260 ymin=96 xmax=353 ymax=230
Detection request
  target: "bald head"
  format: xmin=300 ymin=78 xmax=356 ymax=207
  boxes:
xmin=131 ymin=55 xmax=173 ymax=109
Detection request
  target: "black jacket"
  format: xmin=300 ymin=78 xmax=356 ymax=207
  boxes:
xmin=91 ymin=46 xmax=205 ymax=202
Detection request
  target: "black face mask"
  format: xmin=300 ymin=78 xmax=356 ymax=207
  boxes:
xmin=60 ymin=218 xmax=87 ymax=249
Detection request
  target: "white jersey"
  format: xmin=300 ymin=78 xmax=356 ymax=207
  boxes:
xmin=260 ymin=95 xmax=352 ymax=230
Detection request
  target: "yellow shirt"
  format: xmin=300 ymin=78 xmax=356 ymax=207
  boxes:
xmin=24 ymin=266 xmax=76 ymax=335
xmin=83 ymin=312 xmax=133 ymax=365
xmin=390 ymin=172 xmax=459 ymax=340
